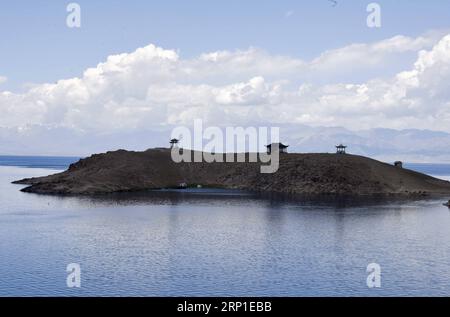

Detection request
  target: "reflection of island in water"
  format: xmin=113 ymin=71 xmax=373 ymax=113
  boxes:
xmin=60 ymin=188 xmax=435 ymax=210
xmin=13 ymin=148 xmax=450 ymax=197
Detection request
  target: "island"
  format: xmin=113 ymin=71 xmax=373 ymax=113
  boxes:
xmin=12 ymin=148 xmax=450 ymax=196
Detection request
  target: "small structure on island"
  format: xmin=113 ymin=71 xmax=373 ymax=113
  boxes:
xmin=178 ymin=182 xmax=187 ymax=189
xmin=336 ymin=144 xmax=347 ymax=154
xmin=394 ymin=161 xmax=403 ymax=168
xmin=266 ymin=143 xmax=289 ymax=155
xmin=170 ymin=138 xmax=179 ymax=149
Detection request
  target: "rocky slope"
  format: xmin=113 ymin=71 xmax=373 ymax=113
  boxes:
xmin=13 ymin=148 xmax=450 ymax=196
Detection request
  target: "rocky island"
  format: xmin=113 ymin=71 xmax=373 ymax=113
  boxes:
xmin=13 ymin=148 xmax=450 ymax=196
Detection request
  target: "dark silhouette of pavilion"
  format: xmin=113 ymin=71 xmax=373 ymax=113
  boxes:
xmin=170 ymin=138 xmax=179 ymax=149
xmin=266 ymin=143 xmax=289 ymax=154
xmin=336 ymin=144 xmax=347 ymax=154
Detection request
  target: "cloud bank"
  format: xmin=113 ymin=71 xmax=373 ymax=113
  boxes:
xmin=1 ymin=31 xmax=450 ymax=158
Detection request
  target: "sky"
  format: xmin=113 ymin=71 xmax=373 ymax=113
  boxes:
xmin=1 ymin=0 xmax=450 ymax=159
xmin=2 ymin=0 xmax=450 ymax=91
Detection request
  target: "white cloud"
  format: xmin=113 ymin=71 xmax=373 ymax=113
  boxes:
xmin=0 ymin=76 xmax=7 ymax=85
xmin=1 ymin=31 xmax=450 ymax=149
xmin=214 ymin=77 xmax=281 ymax=105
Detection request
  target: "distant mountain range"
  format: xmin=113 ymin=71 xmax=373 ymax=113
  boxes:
xmin=1 ymin=124 xmax=450 ymax=163
xmin=281 ymin=125 xmax=450 ymax=163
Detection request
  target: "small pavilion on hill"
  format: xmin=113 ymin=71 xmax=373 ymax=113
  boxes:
xmin=336 ymin=144 xmax=347 ymax=154
xmin=170 ymin=138 xmax=179 ymax=149
xmin=266 ymin=143 xmax=289 ymax=154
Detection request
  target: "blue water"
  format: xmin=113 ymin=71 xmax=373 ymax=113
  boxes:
xmin=1 ymin=157 xmax=450 ymax=296
xmin=0 ymin=156 xmax=80 ymax=170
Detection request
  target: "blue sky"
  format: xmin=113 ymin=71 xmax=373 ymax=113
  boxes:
xmin=1 ymin=0 xmax=450 ymax=91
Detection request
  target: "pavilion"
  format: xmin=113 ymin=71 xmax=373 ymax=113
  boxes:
xmin=266 ymin=143 xmax=289 ymax=155
xmin=336 ymin=144 xmax=347 ymax=154
xmin=170 ymin=138 xmax=180 ymax=149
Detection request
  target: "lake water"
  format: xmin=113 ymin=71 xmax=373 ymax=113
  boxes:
xmin=1 ymin=156 xmax=450 ymax=296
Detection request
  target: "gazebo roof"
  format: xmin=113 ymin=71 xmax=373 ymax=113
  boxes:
xmin=170 ymin=138 xmax=179 ymax=143
xmin=336 ymin=144 xmax=347 ymax=148
xmin=266 ymin=143 xmax=289 ymax=149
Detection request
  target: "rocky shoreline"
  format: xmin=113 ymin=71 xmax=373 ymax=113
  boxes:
xmin=12 ymin=148 xmax=450 ymax=196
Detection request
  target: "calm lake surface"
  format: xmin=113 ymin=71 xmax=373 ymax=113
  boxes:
xmin=0 ymin=156 xmax=450 ymax=296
